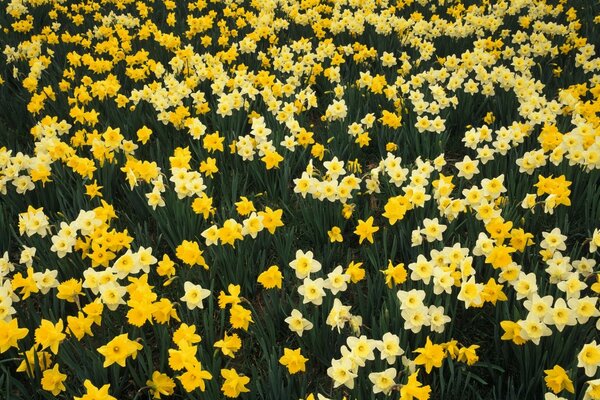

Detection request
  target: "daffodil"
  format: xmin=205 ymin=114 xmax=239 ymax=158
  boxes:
xmin=354 ymin=216 xmax=379 ymax=244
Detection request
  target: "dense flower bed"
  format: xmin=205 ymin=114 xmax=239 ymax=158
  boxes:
xmin=0 ymin=0 xmax=599 ymax=399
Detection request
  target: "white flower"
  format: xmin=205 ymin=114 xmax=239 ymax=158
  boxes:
xmin=377 ymin=333 xmax=404 ymax=364
xmin=298 ymin=277 xmax=326 ymax=305
xmin=540 ymin=228 xmax=567 ymax=252
xmin=284 ymin=309 xmax=313 ymax=337
xmin=402 ymin=305 xmax=430 ymax=333
xmin=578 ymin=341 xmax=600 ymax=377
xmin=19 ymin=246 xmax=36 ymax=267
xmin=326 ymin=298 xmax=351 ymax=331
xmin=289 ymin=250 xmax=321 ymax=279
xmin=422 ymin=218 xmax=447 ymax=242
xmin=327 ymin=357 xmax=357 ymax=389
xmin=428 ymin=305 xmax=451 ymax=333
xmin=0 ymin=252 xmax=15 ymax=278
xmin=324 ymin=266 xmax=350 ymax=295
xmin=368 ymin=368 xmax=397 ymax=395
xmin=180 ymin=282 xmax=210 ymax=310
xmin=32 ymin=269 xmax=58 ymax=294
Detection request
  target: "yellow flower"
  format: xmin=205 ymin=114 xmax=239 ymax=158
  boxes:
xmin=592 ymin=274 xmax=600 ymax=294
xmin=127 ymin=300 xmax=155 ymax=327
xmin=192 ymin=194 xmax=215 ymax=219
xmin=83 ymin=300 xmax=104 ymax=326
xmin=509 ymin=228 xmax=534 ymax=252
xmin=56 ymin=278 xmax=83 ymax=303
xmin=214 ymin=333 xmax=242 ymax=358
xmin=327 ymin=226 xmax=343 ymax=243
xmin=85 ymin=180 xmax=103 ymax=199
xmin=311 ymin=143 xmax=325 ymax=160
xmin=413 ymin=337 xmax=445 ymax=373
xmin=381 ymin=260 xmax=407 ymax=288
xmin=399 ymin=370 xmax=431 ymax=400
xmin=485 ymin=218 xmax=513 ymax=244
xmin=485 ymin=245 xmax=515 ymax=269
xmin=136 ymin=126 xmax=153 ymax=144
xmin=261 ymin=149 xmax=284 ymax=169
xmin=346 ymin=261 xmax=365 ymax=283
xmin=544 ymin=365 xmax=574 ymax=394
xmin=457 ymin=344 xmax=479 ymax=366
xmin=386 ymin=142 xmax=398 ymax=151
xmin=500 ymin=320 xmax=526 ymax=345
xmin=74 ymin=380 xmax=117 ymax=400
xmin=259 ymin=207 xmax=284 ymax=234
xmin=0 ymin=319 xmax=28 ymax=353
xmin=152 ymin=298 xmax=180 ymax=324
xmin=380 ymin=110 xmax=402 ymax=129
xmin=443 ymin=340 xmax=460 ymax=360
xmin=235 ymin=196 xmax=255 ymax=216
xmin=355 ymin=132 xmax=371 ymax=147
xmin=173 ymin=323 xmax=201 ymax=347
xmin=354 ymin=216 xmax=379 ymax=244
xmin=199 ymin=157 xmax=219 ymax=177
xmin=156 ymin=254 xmax=176 ymax=280
xmin=178 ymin=363 xmax=213 ymax=392
xmin=342 ymin=203 xmax=355 ymax=219
xmin=176 ymin=240 xmax=207 ymax=268
xmin=229 ymin=304 xmax=253 ymax=331
xmin=66 ymin=312 xmax=94 ymax=340
xmin=146 ymin=371 xmax=176 ymax=399
xmin=169 ymin=147 xmax=192 ymax=169
xmin=11 ymin=266 xmax=39 ymax=299
xmin=41 ymin=364 xmax=67 ymax=396
xmin=218 ymin=219 xmax=243 ymax=247
xmin=279 ymin=347 xmax=308 ymax=374
xmin=203 ymin=131 xmax=225 ymax=153
xmin=97 ymin=333 xmax=143 ymax=367
xmin=481 ymin=278 xmax=508 ymax=305
xmin=16 ymin=347 xmax=52 ymax=377
xmin=257 ymin=265 xmax=283 ymax=289
xmin=218 ymin=284 xmax=241 ymax=309
xmin=382 ymin=195 xmax=409 ymax=225
xmin=168 ymin=341 xmax=198 ymax=371
xmin=221 ymin=368 xmax=250 ymax=398
xmin=484 ymin=111 xmax=495 ymax=124
xmin=35 ymin=319 xmax=66 ymax=354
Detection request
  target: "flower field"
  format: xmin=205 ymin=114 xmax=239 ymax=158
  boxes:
xmin=1 ymin=0 xmax=600 ymax=398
